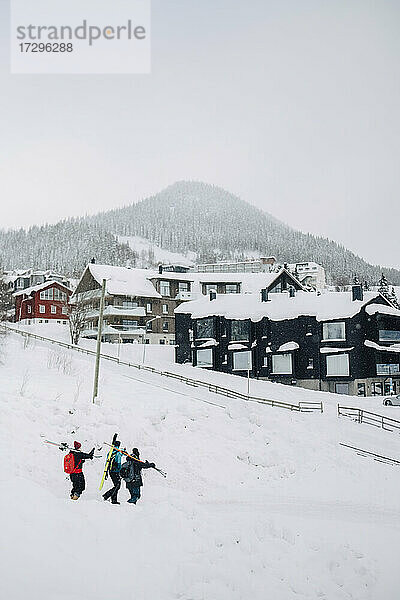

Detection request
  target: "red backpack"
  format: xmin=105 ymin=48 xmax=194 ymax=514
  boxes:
xmin=64 ymin=452 xmax=76 ymax=474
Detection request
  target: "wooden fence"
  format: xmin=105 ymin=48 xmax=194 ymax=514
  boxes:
xmin=3 ymin=324 xmax=323 ymax=414
xmin=337 ymin=405 xmax=400 ymax=435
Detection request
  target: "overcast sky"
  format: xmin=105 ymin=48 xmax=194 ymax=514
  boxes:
xmin=0 ymin=0 xmax=399 ymax=268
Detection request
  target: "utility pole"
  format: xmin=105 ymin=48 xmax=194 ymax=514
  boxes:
xmin=92 ymin=278 xmax=106 ymax=404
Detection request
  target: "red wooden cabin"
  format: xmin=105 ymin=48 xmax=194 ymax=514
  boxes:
xmin=14 ymin=280 xmax=72 ymax=324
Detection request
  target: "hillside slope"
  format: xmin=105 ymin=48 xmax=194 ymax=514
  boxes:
xmin=0 ymin=181 xmax=398 ymax=283
xmin=89 ymin=181 xmax=400 ymax=284
xmin=1 ymin=328 xmax=400 ymax=599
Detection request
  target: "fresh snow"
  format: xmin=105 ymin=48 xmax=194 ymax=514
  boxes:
xmin=175 ymin=290 xmax=396 ymax=322
xmin=1 ymin=325 xmax=400 ymax=599
xmin=119 ymin=235 xmax=196 ymax=268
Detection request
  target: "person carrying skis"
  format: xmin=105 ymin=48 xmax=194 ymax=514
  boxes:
xmin=121 ymin=447 xmax=155 ymax=504
xmin=69 ymin=441 xmax=94 ymax=500
xmin=102 ymin=441 xmax=122 ymax=504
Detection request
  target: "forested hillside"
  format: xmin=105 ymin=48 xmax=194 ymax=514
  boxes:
xmin=0 ymin=181 xmax=398 ymax=284
xmin=88 ymin=181 xmax=400 ymax=285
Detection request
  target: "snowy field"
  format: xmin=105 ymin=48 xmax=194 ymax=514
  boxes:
xmin=1 ymin=325 xmax=400 ymax=599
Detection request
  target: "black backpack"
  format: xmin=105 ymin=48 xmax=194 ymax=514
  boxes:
xmin=119 ymin=464 xmax=130 ymax=480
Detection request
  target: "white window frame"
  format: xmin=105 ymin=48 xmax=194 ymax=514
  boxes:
xmin=271 ymin=353 xmax=293 ymax=375
xmin=39 ymin=305 xmax=45 ymax=314
xmin=326 ymin=353 xmax=350 ymax=377
xmin=62 ymin=306 xmax=68 ymax=315
xmin=196 ymin=348 xmax=213 ymax=368
xmin=233 ymin=351 xmax=252 ymax=371
xmin=146 ymin=302 xmax=152 ymax=313
xmin=51 ymin=305 xmax=57 ymax=314
xmin=162 ymin=304 xmax=168 ymax=314
xmin=160 ymin=281 xmax=170 ymax=297
xmin=27 ymin=305 xmax=32 ymax=314
xmin=322 ymin=321 xmax=346 ymax=342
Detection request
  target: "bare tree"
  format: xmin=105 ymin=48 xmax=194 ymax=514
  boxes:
xmin=65 ymin=293 xmax=91 ymax=345
xmin=0 ymin=279 xmax=13 ymax=322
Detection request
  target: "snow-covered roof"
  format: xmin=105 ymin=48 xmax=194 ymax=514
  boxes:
xmin=365 ymin=304 xmax=400 ymax=317
xmin=13 ymin=280 xmax=71 ymax=298
xmin=175 ymin=290 xmax=389 ymax=323
xmin=364 ymin=340 xmax=400 ymax=354
xmin=87 ymin=264 xmax=162 ymax=299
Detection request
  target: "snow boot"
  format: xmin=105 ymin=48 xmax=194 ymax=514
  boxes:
xmin=71 ymin=494 xmax=80 ymax=500
xmin=127 ymin=498 xmax=137 ymax=504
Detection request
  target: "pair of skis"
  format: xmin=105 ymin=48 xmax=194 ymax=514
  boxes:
xmin=44 ymin=439 xmax=102 ymax=458
xmin=99 ymin=433 xmax=119 ymax=490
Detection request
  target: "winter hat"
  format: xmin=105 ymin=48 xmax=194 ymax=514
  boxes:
xmin=74 ymin=441 xmax=82 ymax=450
xmin=132 ymin=447 xmax=139 ymax=457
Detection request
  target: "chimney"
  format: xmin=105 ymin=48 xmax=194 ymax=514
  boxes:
xmin=289 ymin=286 xmax=296 ymax=298
xmin=209 ymin=290 xmax=217 ymax=301
xmin=352 ymin=285 xmax=363 ymax=301
xmin=158 ymin=265 xmax=163 ymax=274
xmin=261 ymin=288 xmax=269 ymax=302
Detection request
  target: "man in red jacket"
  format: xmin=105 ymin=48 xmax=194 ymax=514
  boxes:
xmin=70 ymin=441 xmax=94 ymax=500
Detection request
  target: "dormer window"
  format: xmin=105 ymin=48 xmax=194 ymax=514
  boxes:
xmin=160 ymin=281 xmax=170 ymax=297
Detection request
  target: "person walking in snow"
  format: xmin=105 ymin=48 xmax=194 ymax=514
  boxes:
xmin=102 ymin=441 xmax=122 ymax=504
xmin=121 ymin=448 xmax=155 ymax=504
xmin=70 ymin=441 xmax=94 ymax=500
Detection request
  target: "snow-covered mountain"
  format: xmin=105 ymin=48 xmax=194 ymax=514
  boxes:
xmin=2 ymin=324 xmax=400 ymax=599
xmin=0 ymin=181 xmax=399 ymax=284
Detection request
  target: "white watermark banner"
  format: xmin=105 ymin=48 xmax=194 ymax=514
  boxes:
xmin=10 ymin=0 xmax=151 ymax=74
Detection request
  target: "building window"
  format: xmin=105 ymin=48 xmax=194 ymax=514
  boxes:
xmin=231 ymin=320 xmax=249 ymax=341
xmin=63 ymin=321 xmax=67 ymax=325
xmin=146 ymin=320 xmax=153 ymax=331
xmin=272 ymin=353 xmax=292 ymax=375
xmin=196 ymin=348 xmax=213 ymax=367
xmin=122 ymin=320 xmax=137 ymax=330
xmin=160 ymin=281 xmax=170 ymax=297
xmin=357 ymin=383 xmax=366 ymax=397
xmin=233 ymin=351 xmax=252 ymax=371
xmin=163 ymin=321 xmax=169 ymax=332
xmin=203 ymin=284 xmax=217 ymax=295
xmin=162 ymin=304 xmax=168 ymax=314
xmin=39 ymin=305 xmax=45 ymax=314
xmin=335 ymin=383 xmax=349 ymax=395
xmin=53 ymin=289 xmax=67 ymax=301
xmin=307 ymin=358 xmax=314 ymax=369
xmin=122 ymin=301 xmax=138 ymax=309
xmin=326 ymin=353 xmax=349 ymax=376
xmin=159 ymin=339 xmax=166 ymax=345
xmin=27 ymin=305 xmax=32 ymax=314
xmin=379 ymin=330 xmax=400 ymax=342
xmin=371 ymin=382 xmax=383 ymax=396
xmin=225 ymin=284 xmax=239 ymax=294
xmin=40 ymin=288 xmax=54 ymax=300
xmin=146 ymin=303 xmax=152 ymax=313
xmin=178 ymin=282 xmax=190 ymax=293
xmin=322 ymin=322 xmax=345 ymax=341
xmin=376 ymin=363 xmax=400 ymax=375
xmin=196 ymin=317 xmax=214 ymax=339
xmin=17 ymin=279 xmax=24 ymax=289
xmin=62 ymin=307 xmax=68 ymax=315
xmin=51 ymin=305 xmax=57 ymax=314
